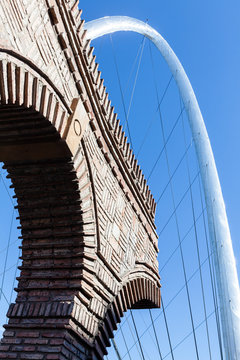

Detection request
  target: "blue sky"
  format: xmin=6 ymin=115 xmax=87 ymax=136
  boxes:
xmin=81 ymin=1 xmax=240 ymax=359
xmin=0 ymin=1 xmax=239 ymax=359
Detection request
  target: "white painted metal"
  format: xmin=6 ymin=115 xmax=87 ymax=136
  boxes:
xmin=84 ymin=16 xmax=240 ymax=359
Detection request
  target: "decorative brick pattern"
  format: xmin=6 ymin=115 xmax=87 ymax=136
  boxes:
xmin=0 ymin=1 xmax=161 ymax=359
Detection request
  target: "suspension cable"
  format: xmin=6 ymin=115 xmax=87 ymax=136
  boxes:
xmin=0 ymin=238 xmax=19 ymax=255
xmin=111 ymin=338 xmax=122 ymax=360
xmin=0 ymin=262 xmax=19 ymax=278
xmin=9 ymin=249 xmax=21 ymax=304
xmin=161 ymin=297 xmax=174 ymax=360
xmin=0 ymin=173 xmax=16 ymax=208
xmin=180 ymin=96 xmax=212 ymax=359
xmin=119 ymin=323 xmax=133 ymax=360
xmin=212 ymin=255 xmax=225 ymax=358
xmin=137 ymin=41 xmax=173 ymax=157
xmin=149 ymin=35 xmax=200 ymax=359
xmin=124 ymin=36 xmax=146 ymax=132
xmin=0 ymin=166 xmax=21 ymax=325
xmin=95 ymin=34 xmax=104 ymax=59
xmin=160 ymin=206 xmax=206 ymax=273
xmin=162 ymin=310 xmax=216 ymax=360
xmin=136 ymin=309 xmax=162 ymax=358
xmin=0 ymin=288 xmax=10 ymax=305
xmin=147 ymin=106 xmax=185 ymax=181
xmin=0 ymin=207 xmax=14 ymax=302
xmin=199 ymin=178 xmax=224 ymax=359
xmin=137 ymin=75 xmax=173 ymax=158
xmin=161 ymin=110 xmax=200 ymax=360
xmin=5 ymin=250 xmax=21 ymax=323
xmin=109 ymin=34 xmax=133 ymax=147
xmin=130 ymin=310 xmax=146 ymax=360
xmin=126 ymin=313 xmax=143 ymax=360
xmin=158 ymin=170 xmax=200 ymax=234
xmin=156 ymin=139 xmax=192 ymax=203
xmin=124 ymin=36 xmax=148 ymax=98
xmin=197 ymin=174 xmax=224 ymax=359
xmin=165 ymin=254 xmax=214 ymax=312
xmin=149 ymin=309 xmax=163 ymax=360
xmin=116 ymin=312 xmax=131 ymax=335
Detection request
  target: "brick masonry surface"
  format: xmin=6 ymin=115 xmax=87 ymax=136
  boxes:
xmin=0 ymin=1 xmax=161 ymax=359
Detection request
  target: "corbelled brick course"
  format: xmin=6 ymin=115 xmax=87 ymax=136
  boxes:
xmin=0 ymin=1 xmax=161 ymax=359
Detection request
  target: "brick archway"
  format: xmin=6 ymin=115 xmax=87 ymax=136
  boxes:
xmin=0 ymin=2 xmax=161 ymax=359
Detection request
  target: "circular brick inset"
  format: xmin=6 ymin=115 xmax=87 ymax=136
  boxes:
xmin=74 ymin=119 xmax=81 ymax=136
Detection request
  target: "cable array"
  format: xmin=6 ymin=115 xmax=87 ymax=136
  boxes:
xmin=0 ymin=164 xmax=21 ymax=334
xmin=101 ymin=34 xmax=224 ymax=360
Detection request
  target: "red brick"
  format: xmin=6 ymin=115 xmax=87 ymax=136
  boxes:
xmin=0 ymin=353 xmax=17 ymax=359
xmin=1 ymin=339 xmax=22 ymax=345
xmin=11 ymin=345 xmax=35 ymax=352
xmin=20 ymin=354 xmax=44 ymax=359
xmin=2 ymin=331 xmax=14 ymax=337
xmin=24 ymin=339 xmax=48 ymax=345
xmin=16 ymin=331 xmax=39 ymax=338
xmin=50 ymin=339 xmax=64 ymax=346
xmin=0 ymin=345 xmax=10 ymax=351
xmin=38 ymin=346 xmax=61 ymax=353
xmin=42 ymin=332 xmax=63 ymax=339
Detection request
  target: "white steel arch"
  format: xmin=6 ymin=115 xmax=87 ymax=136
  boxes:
xmin=84 ymin=16 xmax=240 ymax=359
